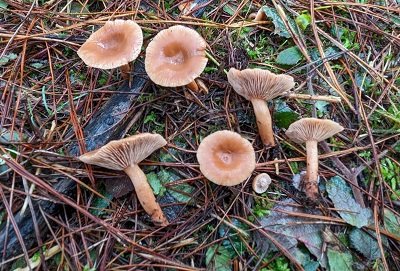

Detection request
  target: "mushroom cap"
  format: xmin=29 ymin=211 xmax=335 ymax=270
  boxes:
xmin=285 ymin=118 xmax=344 ymax=144
xmin=79 ymin=133 xmax=167 ymax=171
xmin=145 ymin=25 xmax=208 ymax=87
xmin=196 ymin=130 xmax=256 ymax=186
xmin=227 ymin=68 xmax=295 ymax=101
xmin=77 ymin=20 xmax=143 ymax=69
xmin=252 ymin=173 xmax=272 ymax=194
xmin=253 ymin=8 xmax=267 ymax=22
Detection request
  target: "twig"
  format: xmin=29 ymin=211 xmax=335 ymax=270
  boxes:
xmin=210 ymin=213 xmax=249 ymax=238
xmin=285 ymin=93 xmax=342 ymax=103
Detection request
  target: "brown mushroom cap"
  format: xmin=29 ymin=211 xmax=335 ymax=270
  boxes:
xmin=252 ymin=173 xmax=272 ymax=194
xmin=78 ymin=133 xmax=167 ymax=170
xmin=77 ymin=20 xmax=143 ymax=69
xmin=196 ymin=130 xmax=255 ymax=186
xmin=145 ymin=25 xmax=208 ymax=87
xmin=227 ymin=68 xmax=295 ymax=101
xmin=285 ymin=118 xmax=344 ymax=144
xmin=253 ymin=8 xmax=267 ymax=22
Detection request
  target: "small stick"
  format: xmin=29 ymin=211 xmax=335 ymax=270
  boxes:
xmin=285 ymin=93 xmax=342 ymax=103
xmin=210 ymin=213 xmax=249 ymax=238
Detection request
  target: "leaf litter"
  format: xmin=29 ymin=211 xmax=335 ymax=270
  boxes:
xmin=0 ymin=0 xmax=399 ymax=270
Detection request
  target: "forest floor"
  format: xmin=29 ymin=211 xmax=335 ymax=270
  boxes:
xmin=0 ymin=0 xmax=399 ymax=270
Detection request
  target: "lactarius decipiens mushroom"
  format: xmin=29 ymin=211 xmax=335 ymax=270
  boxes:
xmin=79 ymin=133 xmax=169 ymax=226
xmin=227 ymin=68 xmax=295 ymax=147
xmin=252 ymin=173 xmax=272 ymax=194
xmin=285 ymin=118 xmax=344 ymax=200
xmin=145 ymin=25 xmax=208 ymax=92
xmin=77 ymin=20 xmax=143 ymax=79
xmin=196 ymin=130 xmax=256 ymax=186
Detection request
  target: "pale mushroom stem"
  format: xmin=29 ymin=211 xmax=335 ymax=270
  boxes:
xmin=251 ymin=98 xmax=275 ymax=146
xmin=186 ymin=80 xmax=200 ymax=92
xmin=124 ymin=164 xmax=169 ymax=226
xmin=120 ymin=63 xmax=131 ymax=81
xmin=305 ymin=140 xmax=319 ymax=200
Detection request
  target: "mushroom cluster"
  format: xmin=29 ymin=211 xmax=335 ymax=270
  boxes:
xmin=76 ymin=21 xmax=346 ymax=227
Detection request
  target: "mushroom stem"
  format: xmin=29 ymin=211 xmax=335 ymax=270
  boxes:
xmin=120 ymin=63 xmax=131 ymax=80
xmin=124 ymin=164 xmax=169 ymax=226
xmin=305 ymin=140 xmax=319 ymax=200
xmin=186 ymin=80 xmax=200 ymax=92
xmin=251 ymin=99 xmax=275 ymax=146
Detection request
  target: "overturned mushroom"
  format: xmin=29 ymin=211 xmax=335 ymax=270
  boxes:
xmin=252 ymin=173 xmax=272 ymax=194
xmin=79 ymin=133 xmax=168 ymax=226
xmin=196 ymin=130 xmax=255 ymax=186
xmin=77 ymin=20 xmax=143 ymax=78
xmin=227 ymin=68 xmax=295 ymax=147
xmin=285 ymin=118 xmax=344 ymax=200
xmin=145 ymin=25 xmax=208 ymax=92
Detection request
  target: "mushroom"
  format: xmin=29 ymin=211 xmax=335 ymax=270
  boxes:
xmin=196 ymin=130 xmax=255 ymax=186
xmin=285 ymin=118 xmax=344 ymax=200
xmin=77 ymin=20 xmax=143 ymax=79
xmin=227 ymin=68 xmax=295 ymax=147
xmin=145 ymin=25 xmax=208 ymax=92
xmin=78 ymin=133 xmax=169 ymax=226
xmin=248 ymin=8 xmax=266 ymax=21
xmin=252 ymin=173 xmax=272 ymax=194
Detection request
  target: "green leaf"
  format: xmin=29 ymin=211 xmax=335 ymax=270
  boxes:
xmin=149 ymin=169 xmax=194 ymax=202
xmin=159 ymin=148 xmax=179 ymax=162
xmin=315 ymin=100 xmax=329 ymax=117
xmin=0 ymin=53 xmax=17 ymax=67
xmin=384 ymin=208 xmax=400 ymax=237
xmin=326 ymin=176 xmax=373 ymax=228
xmin=349 ymin=228 xmax=381 ymax=260
xmin=70 ymin=1 xmax=89 ymax=14
xmin=143 ymin=111 xmax=157 ymax=124
xmin=83 ymin=264 xmax=96 ymax=271
xmin=31 ymin=62 xmax=44 ymax=69
xmin=261 ymin=256 xmax=291 ymax=271
xmin=147 ymin=172 xmax=166 ymax=196
xmin=206 ymin=245 xmax=234 ymax=271
xmin=355 ymin=71 xmax=373 ymax=92
xmin=330 ymin=26 xmax=357 ymax=50
xmin=262 ymin=6 xmax=298 ymax=38
xmin=223 ymin=4 xmax=236 ymax=16
xmin=327 ymin=249 xmax=353 ymax=271
xmin=389 ymin=14 xmax=400 ymax=25
xmin=274 ymin=101 xmax=299 ymax=128
xmin=0 ymin=0 xmax=8 ymax=9
xmin=0 ymin=128 xmax=22 ymax=143
xmin=90 ymin=189 xmax=113 ymax=216
xmin=309 ymin=46 xmax=341 ymax=63
xmin=304 ymin=261 xmax=319 ymax=271
xmin=276 ymin=46 xmax=303 ymax=65
xmin=168 ymin=184 xmax=194 ymax=203
xmin=295 ymin=13 xmax=311 ymax=30
xmin=218 ymin=218 xmax=249 ymax=255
